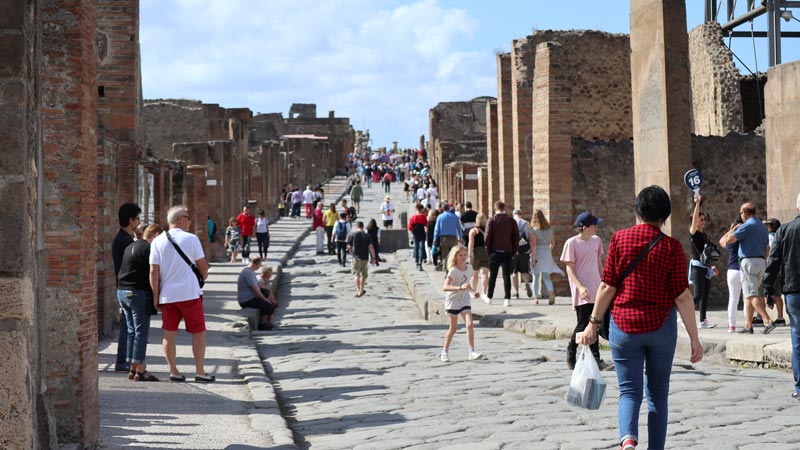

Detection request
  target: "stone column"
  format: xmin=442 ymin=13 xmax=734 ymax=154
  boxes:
xmin=478 ymin=167 xmax=490 ymax=215
xmin=533 ymin=42 xmax=573 ymax=291
xmin=497 ymin=53 xmax=515 ymax=204
xmin=631 ymin=0 xmax=693 ymax=238
xmin=765 ymin=60 xmax=800 ymax=222
xmin=42 ymin=0 xmax=100 ymax=445
xmin=0 ymin=1 xmax=56 ymax=447
xmin=511 ymin=39 xmax=535 ymax=212
xmin=485 ymin=100 xmax=500 ymax=210
xmin=185 ymin=166 xmax=209 ymax=253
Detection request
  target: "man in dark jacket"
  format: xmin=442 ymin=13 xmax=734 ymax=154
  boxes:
xmin=764 ymin=192 xmax=800 ymax=401
xmin=485 ymin=201 xmax=519 ymax=306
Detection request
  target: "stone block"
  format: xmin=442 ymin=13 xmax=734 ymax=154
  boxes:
xmin=0 ymin=180 xmax=26 ymax=274
xmin=379 ymin=229 xmax=410 ymax=253
xmin=725 ymin=341 xmax=765 ymax=363
xmin=0 ymin=277 xmax=34 ymax=321
xmin=765 ymin=59 xmax=800 ymax=223
xmin=0 ymin=330 xmax=34 ymax=450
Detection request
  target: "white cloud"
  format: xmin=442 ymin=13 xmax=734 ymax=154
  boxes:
xmin=140 ymin=0 xmax=495 ymax=147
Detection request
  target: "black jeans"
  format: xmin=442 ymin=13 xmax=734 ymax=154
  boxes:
xmin=325 ymin=226 xmax=334 ymax=254
xmin=691 ymin=265 xmax=711 ymax=322
xmin=488 ymin=251 xmax=513 ymax=299
xmin=241 ymin=236 xmax=252 ymax=259
xmin=567 ymin=303 xmax=601 ymax=363
xmin=256 ymin=232 xmax=269 ymax=258
xmin=336 ymin=241 xmax=348 ymax=265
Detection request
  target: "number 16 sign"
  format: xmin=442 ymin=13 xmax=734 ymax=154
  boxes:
xmin=684 ymin=168 xmax=704 ymax=195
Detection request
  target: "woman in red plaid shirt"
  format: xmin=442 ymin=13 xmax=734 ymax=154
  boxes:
xmin=578 ymin=186 xmax=703 ymax=450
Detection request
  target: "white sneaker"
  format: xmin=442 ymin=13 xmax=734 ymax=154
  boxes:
xmin=468 ymin=351 xmax=484 ymax=361
xmin=503 ymin=299 xmax=511 ymax=307
xmin=699 ymin=320 xmax=717 ymax=329
xmin=440 ymin=350 xmax=449 ymax=362
xmin=481 ymin=294 xmax=491 ymax=305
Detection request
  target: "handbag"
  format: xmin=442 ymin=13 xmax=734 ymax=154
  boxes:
xmin=165 ymin=230 xmax=205 ymax=288
xmin=599 ymin=231 xmax=665 ymax=340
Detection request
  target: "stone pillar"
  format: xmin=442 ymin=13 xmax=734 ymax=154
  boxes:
xmin=630 ymin=0 xmax=693 ymax=238
xmin=485 ymin=100 xmax=499 ymax=210
xmin=42 ymin=0 xmax=100 ymax=445
xmin=497 ymin=53 xmax=515 ymax=204
xmin=0 ymin=1 xmax=56 ymax=447
xmin=533 ymin=42 xmax=573 ymax=290
xmin=478 ymin=167 xmax=490 ymax=215
xmin=511 ymin=39 xmax=535 ymax=212
xmin=765 ymin=60 xmax=800 ymax=222
xmin=185 ymin=166 xmax=209 ymax=253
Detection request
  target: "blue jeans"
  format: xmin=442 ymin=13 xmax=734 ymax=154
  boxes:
xmin=610 ymin=307 xmax=677 ymax=450
xmin=116 ymin=306 xmax=128 ymax=365
xmin=413 ymin=237 xmax=426 ymax=265
xmin=533 ymin=272 xmax=553 ymax=297
xmin=786 ymin=293 xmax=800 ymax=395
xmin=117 ymin=289 xmax=152 ymax=364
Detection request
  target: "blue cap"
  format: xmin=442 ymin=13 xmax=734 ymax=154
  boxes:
xmin=575 ymin=211 xmax=603 ymax=227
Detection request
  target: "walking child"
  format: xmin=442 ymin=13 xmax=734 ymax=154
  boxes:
xmin=224 ymin=217 xmax=242 ymax=263
xmin=440 ymin=245 xmax=485 ymax=362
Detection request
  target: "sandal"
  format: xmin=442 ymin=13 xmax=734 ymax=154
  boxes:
xmin=128 ymin=370 xmax=136 ymax=380
xmin=134 ymin=371 xmax=159 ymax=382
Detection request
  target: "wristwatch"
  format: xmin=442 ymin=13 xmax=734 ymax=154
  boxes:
xmin=588 ymin=315 xmax=603 ymax=325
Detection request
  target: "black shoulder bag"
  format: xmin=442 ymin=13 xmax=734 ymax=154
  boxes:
xmin=165 ymin=230 xmax=205 ymax=288
xmin=599 ymin=232 xmax=665 ymax=340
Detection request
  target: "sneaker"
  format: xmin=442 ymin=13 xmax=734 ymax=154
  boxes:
xmin=597 ymin=359 xmax=614 ymax=371
xmin=548 ymin=291 xmax=556 ymax=305
xmin=114 ymin=363 xmax=130 ymax=372
xmin=775 ymin=318 xmax=787 ymax=326
xmin=737 ymin=326 xmax=754 ymax=334
xmin=752 ymin=316 xmax=764 ymax=327
xmin=525 ymin=283 xmax=533 ymax=298
xmin=481 ymin=294 xmax=491 ymax=305
xmin=621 ymin=438 xmax=637 ymax=450
xmin=699 ymin=320 xmax=717 ymax=329
xmin=468 ymin=351 xmax=484 ymax=361
xmin=728 ymin=326 xmax=736 ymax=333
xmin=440 ymin=350 xmax=449 ymax=362
xmin=503 ymin=299 xmax=511 ymax=307
xmin=763 ymin=322 xmax=777 ymax=334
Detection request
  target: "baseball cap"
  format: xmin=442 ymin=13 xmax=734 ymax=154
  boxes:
xmin=512 ymin=209 xmax=522 ymax=215
xmin=575 ymin=211 xmax=603 ymax=227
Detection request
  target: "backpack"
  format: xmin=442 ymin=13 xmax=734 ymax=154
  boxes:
xmin=699 ymin=243 xmax=721 ymax=266
xmin=348 ymin=206 xmax=357 ymax=221
xmin=335 ymin=222 xmax=349 ymax=241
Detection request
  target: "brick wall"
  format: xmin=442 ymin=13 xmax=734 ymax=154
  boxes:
xmin=41 ymin=0 xmax=100 ymax=445
xmin=511 ymin=38 xmax=535 ymax=213
xmin=496 ymin=53 xmax=514 ymax=204
xmin=185 ymin=166 xmax=209 ymax=254
xmin=96 ymin=132 xmax=120 ymax=338
xmin=485 ymin=100 xmax=499 ymax=210
xmin=688 ymin=22 xmax=744 ymax=136
xmin=143 ymin=100 xmax=213 ymax=159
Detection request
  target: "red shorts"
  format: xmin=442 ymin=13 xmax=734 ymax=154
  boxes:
xmin=161 ymin=297 xmax=206 ymax=334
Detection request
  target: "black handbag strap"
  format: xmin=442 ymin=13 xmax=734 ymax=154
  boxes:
xmin=619 ymin=232 xmax=665 ymax=285
xmin=165 ymin=230 xmax=198 ymax=271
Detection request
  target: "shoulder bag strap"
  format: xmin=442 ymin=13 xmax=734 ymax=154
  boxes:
xmin=619 ymin=232 xmax=665 ymax=285
xmin=166 ymin=230 xmax=198 ymax=271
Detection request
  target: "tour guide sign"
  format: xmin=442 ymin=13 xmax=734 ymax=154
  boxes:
xmin=684 ymin=168 xmax=703 ymax=196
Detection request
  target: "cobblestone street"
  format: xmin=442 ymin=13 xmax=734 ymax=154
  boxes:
xmin=258 ymin=182 xmax=800 ymax=450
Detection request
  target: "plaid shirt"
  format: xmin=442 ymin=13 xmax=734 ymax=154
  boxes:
xmin=603 ymin=223 xmax=688 ymax=334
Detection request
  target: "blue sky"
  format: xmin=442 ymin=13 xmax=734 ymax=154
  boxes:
xmin=140 ymin=1 xmax=800 ymax=148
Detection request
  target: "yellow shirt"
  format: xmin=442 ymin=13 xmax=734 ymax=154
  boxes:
xmin=323 ymin=210 xmax=338 ymax=227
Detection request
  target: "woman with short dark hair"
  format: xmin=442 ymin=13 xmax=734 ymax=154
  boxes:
xmin=579 ymin=185 xmax=703 ymax=450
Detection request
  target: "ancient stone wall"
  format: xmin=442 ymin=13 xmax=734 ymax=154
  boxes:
xmin=143 ymin=100 xmax=213 ymax=159
xmin=42 ymin=0 xmax=100 ymax=445
xmin=0 ymin=1 xmax=55 ymax=447
xmin=511 ymin=39 xmax=535 ymax=212
xmin=741 ymin=74 xmax=767 ymax=133
xmin=496 ymin=53 xmax=515 ymax=204
xmin=688 ymin=22 xmax=744 ymax=136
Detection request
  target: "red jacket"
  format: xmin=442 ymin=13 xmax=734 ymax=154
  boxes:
xmin=237 ymin=213 xmax=255 ymax=236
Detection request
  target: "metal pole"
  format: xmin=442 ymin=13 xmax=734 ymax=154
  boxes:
xmin=774 ymin=0 xmax=782 ymax=65
xmin=728 ymin=0 xmax=736 ymax=21
xmin=721 ymin=5 xmax=767 ymax=30
xmin=767 ymin=0 xmax=776 ymax=66
xmin=706 ymin=0 xmax=718 ymax=21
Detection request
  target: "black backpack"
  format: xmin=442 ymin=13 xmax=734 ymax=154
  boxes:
xmin=348 ymin=206 xmax=357 ymax=221
xmin=692 ymin=238 xmax=721 ymax=266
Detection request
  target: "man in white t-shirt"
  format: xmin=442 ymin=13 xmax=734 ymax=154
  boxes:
xmin=302 ymin=185 xmax=315 ymax=219
xmin=149 ymin=205 xmax=214 ymax=383
xmin=380 ymin=195 xmax=396 ymax=229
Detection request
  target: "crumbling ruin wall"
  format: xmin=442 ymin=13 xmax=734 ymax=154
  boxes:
xmin=143 ymin=100 xmax=214 ymax=159
xmin=429 ymin=97 xmax=491 ymax=192
xmin=688 ymin=22 xmax=744 ymax=136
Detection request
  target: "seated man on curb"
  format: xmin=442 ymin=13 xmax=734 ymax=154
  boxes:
xmin=237 ymin=257 xmax=278 ymax=330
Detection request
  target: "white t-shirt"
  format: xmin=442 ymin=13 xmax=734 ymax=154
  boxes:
xmin=380 ymin=201 xmax=395 ymax=221
xmin=149 ymin=228 xmax=205 ymax=304
xmin=256 ymin=217 xmax=269 ymax=233
xmin=416 ymin=188 xmax=426 ymax=201
xmin=302 ymin=189 xmax=314 ymax=204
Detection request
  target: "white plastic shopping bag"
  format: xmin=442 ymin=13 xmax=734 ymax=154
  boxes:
xmin=566 ymin=345 xmax=607 ymax=410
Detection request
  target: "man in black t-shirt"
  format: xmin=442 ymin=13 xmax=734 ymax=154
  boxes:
xmin=460 ymin=201 xmax=478 ymax=243
xmin=111 ymin=202 xmax=141 ymax=372
xmin=347 ymin=221 xmax=375 ymax=297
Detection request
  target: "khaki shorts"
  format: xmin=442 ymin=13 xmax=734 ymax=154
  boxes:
xmin=740 ymin=257 xmax=766 ymax=299
xmin=471 ymin=247 xmax=489 ymax=269
xmin=352 ymin=258 xmax=369 ymax=279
